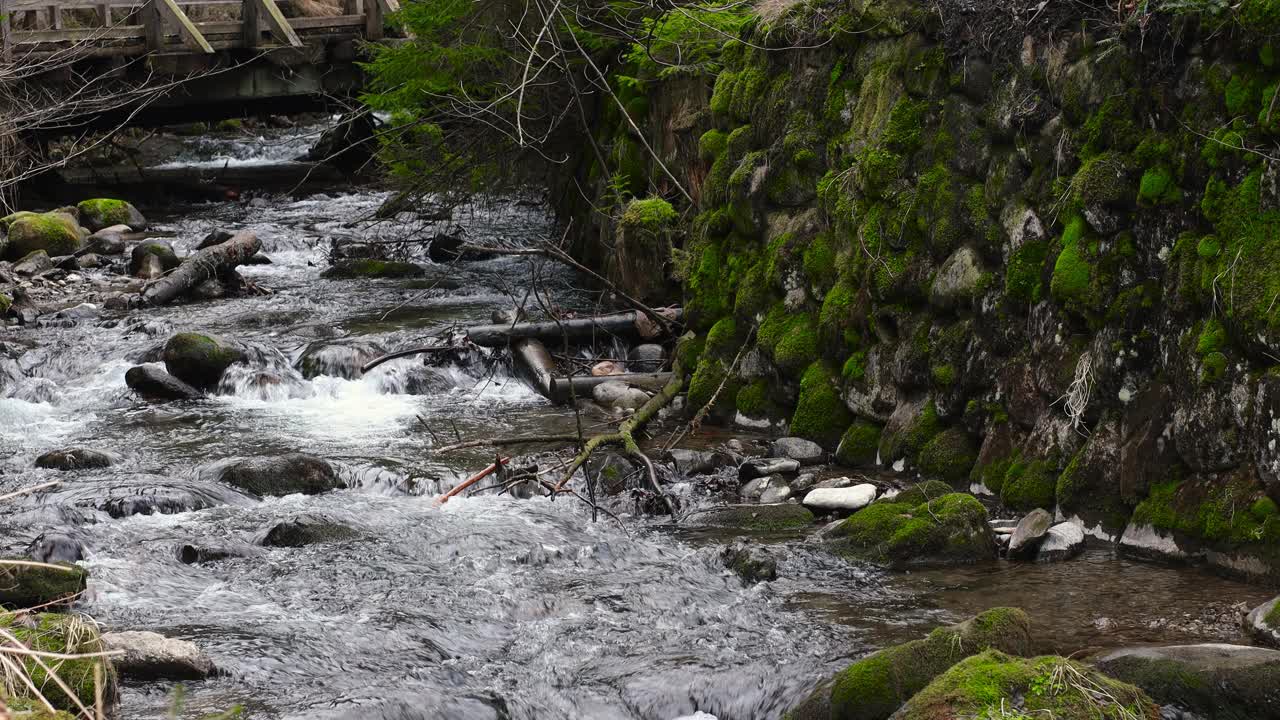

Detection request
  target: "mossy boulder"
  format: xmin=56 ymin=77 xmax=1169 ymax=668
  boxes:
xmin=218 ymin=454 xmax=341 ymax=496
xmin=827 ymin=491 xmax=996 ymax=568
xmin=835 ymin=420 xmax=884 ymax=467
xmin=0 ymin=613 xmax=117 ymax=713
xmin=0 ymin=561 xmax=87 ymax=608
xmin=1000 ymin=457 xmax=1059 ymax=511
xmin=896 ymin=650 xmax=1158 ymax=720
xmin=129 ymin=241 xmax=181 ymax=277
xmin=617 ymin=197 xmax=679 ymax=303
xmin=878 ymin=397 xmax=943 ymax=464
xmin=77 ymin=199 xmax=147 ymax=232
xmin=5 ymin=212 xmax=84 ymax=259
xmin=790 ymin=363 xmax=852 ymax=447
xmin=259 ymin=515 xmax=359 ymax=546
xmin=0 ymin=292 xmax=11 ymax=316
xmin=162 ymin=332 xmax=246 ymax=391
xmin=785 ymin=608 xmax=1033 ymax=720
xmin=1094 ymin=643 xmax=1280 ymax=720
xmin=916 ymin=428 xmax=978 ymax=484
xmin=321 ymin=259 xmax=427 ymax=279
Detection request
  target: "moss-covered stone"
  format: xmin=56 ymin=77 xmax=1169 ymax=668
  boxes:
xmin=129 ymin=240 xmax=181 ymax=276
xmin=897 ymin=650 xmax=1158 ymax=720
xmin=1000 ymin=458 xmax=1059 ymax=511
xmin=785 ymin=608 xmax=1033 ymax=720
xmin=0 ymin=561 xmax=87 ymax=608
xmin=321 ymin=259 xmax=427 ymax=279
xmin=76 ymin=198 xmax=146 ymax=232
xmin=834 ymin=419 xmax=883 ymax=466
xmin=694 ymin=503 xmax=815 ymax=531
xmin=790 ymin=362 xmax=852 ymax=447
xmin=828 ymin=491 xmax=996 ymax=568
xmin=1094 ymin=644 xmax=1280 ymax=720
xmin=917 ymin=427 xmax=979 ymax=484
xmin=620 ymin=197 xmax=677 ymax=230
xmin=878 ymin=399 xmax=943 ymax=463
xmin=5 ymin=212 xmax=83 ymax=259
xmin=1130 ymin=473 xmax=1280 ymax=549
xmin=0 ymin=613 xmax=117 ymax=713
xmin=162 ymin=332 xmax=246 ymax=391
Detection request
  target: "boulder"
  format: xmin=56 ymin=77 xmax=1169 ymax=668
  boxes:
xmin=162 ymin=332 xmax=245 ymax=390
xmin=691 ymin=503 xmax=814 ymax=531
xmin=125 ymin=365 xmax=203 ymax=401
xmin=86 ymin=229 xmax=126 ymax=255
xmin=1245 ymin=596 xmax=1280 ymax=650
xmin=721 ymin=541 xmax=777 ymax=585
xmin=739 ymin=475 xmax=787 ymax=501
xmin=786 ymin=608 xmax=1033 ymax=720
xmin=593 ymin=380 xmax=650 ymax=410
xmin=218 ymin=454 xmax=342 ymax=496
xmin=739 ymin=457 xmax=801 ymax=480
xmin=759 ymin=483 xmax=793 ymax=503
xmin=628 ymin=343 xmax=666 ymax=372
xmin=770 ymin=436 xmax=825 ymax=465
xmin=1094 ymin=643 xmax=1280 ymax=720
xmin=1007 ymin=508 xmax=1054 ymax=559
xmin=827 ymin=490 xmax=996 ymax=568
xmin=28 ymin=533 xmax=85 ymax=564
xmin=195 ymin=229 xmax=234 ymax=250
xmin=297 ymin=339 xmax=386 ymax=380
xmin=929 ymin=245 xmax=984 ymax=309
xmin=663 ymin=448 xmax=725 ymax=475
xmin=0 ymin=560 xmax=87 ymax=608
xmin=258 ymin=515 xmax=359 ymax=547
xmin=1036 ymin=522 xmax=1085 ymax=562
xmin=35 ymin=448 xmax=113 ymax=471
xmin=77 ymin=198 xmax=147 ymax=232
xmin=102 ymin=631 xmax=215 ymax=680
xmin=13 ymin=250 xmax=52 ymax=275
xmin=129 ymin=241 xmax=180 ymax=278
xmin=321 ymin=259 xmax=426 ymax=279
xmin=896 ymin=650 xmax=1157 ymax=720
xmin=802 ymin=484 xmax=877 ymax=513
xmin=5 ymin=211 xmax=84 ymax=259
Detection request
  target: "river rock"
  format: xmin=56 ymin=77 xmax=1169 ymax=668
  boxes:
xmin=1094 ymin=643 xmax=1280 ymax=720
xmin=28 ymin=533 xmax=85 ymax=564
xmin=692 ymin=503 xmax=814 ymax=531
xmin=87 ymin=229 xmax=126 ymax=255
xmin=627 ymin=343 xmax=665 ymax=372
xmin=126 ymin=365 xmax=203 ymax=401
xmin=177 ymin=542 xmax=261 ymax=565
xmin=321 ymin=259 xmax=427 ymax=279
xmin=827 ymin=489 xmax=996 ymax=568
xmin=785 ymin=608 xmax=1033 ymax=720
xmin=770 ymin=436 xmax=825 ymax=465
xmin=0 ymin=560 xmax=87 ymax=608
xmin=738 ymin=457 xmax=801 ymax=480
xmin=1245 ymin=596 xmax=1280 ymax=649
xmin=162 ymin=332 xmax=245 ymax=390
xmin=13 ymin=250 xmax=52 ymax=275
xmin=75 ymin=253 xmax=103 ymax=269
xmin=297 ymin=339 xmax=386 ymax=380
xmin=759 ymin=483 xmax=793 ymax=503
xmin=259 ymin=515 xmax=359 ymax=546
xmin=929 ymin=245 xmax=983 ymax=309
xmin=195 ymin=229 xmax=234 ymax=250
xmin=802 ymin=484 xmax=877 ymax=513
xmin=1007 ymin=508 xmax=1053 ymax=559
xmin=5 ymin=211 xmax=84 ymax=259
xmin=218 ymin=454 xmax=342 ymax=496
xmin=78 ymin=198 xmax=147 ymax=232
xmin=102 ymin=631 xmax=215 ymax=680
xmin=663 ymin=448 xmax=723 ymax=475
xmin=130 ymin=241 xmax=181 ymax=277
xmin=739 ymin=475 xmax=786 ymax=501
xmin=1035 ymin=522 xmax=1085 ymax=562
xmin=721 ymin=541 xmax=777 ymax=584
xmin=35 ymin=447 xmax=113 ymax=471
xmin=593 ymin=380 xmax=649 ymax=410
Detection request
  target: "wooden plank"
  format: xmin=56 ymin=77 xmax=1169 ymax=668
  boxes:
xmin=143 ymin=0 xmax=160 ymax=49
xmin=98 ymin=2 xmax=111 ymax=25
xmin=239 ymin=0 xmax=257 ymax=46
xmin=151 ymin=0 xmax=211 ymax=52
xmin=1 ymin=0 xmax=11 ymax=61
xmin=363 ymin=0 xmax=379 ymax=40
xmin=11 ymin=24 xmax=142 ymax=40
xmin=288 ymin=14 xmax=361 ymax=28
xmin=46 ymin=4 xmax=62 ymax=29
xmin=247 ymin=0 xmax=298 ymax=46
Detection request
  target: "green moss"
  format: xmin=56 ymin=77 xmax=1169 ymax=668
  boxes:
xmin=802 ymin=233 xmax=837 ymax=292
xmin=892 ymin=480 xmax=955 ymax=507
xmin=687 ymin=355 xmax=734 ymax=415
xmin=735 ymin=379 xmax=772 ymax=418
xmin=1005 ymin=240 xmax=1047 ymax=305
xmin=842 ymin=350 xmax=868 ymax=381
xmin=6 ymin=212 xmax=82 ymax=258
xmin=698 ymin=503 xmax=815 ymax=531
xmin=1131 ymin=474 xmax=1280 ymax=547
xmin=620 ymin=197 xmax=677 ymax=230
xmin=1138 ymin=166 xmax=1181 ymax=206
xmin=930 ymin=363 xmax=957 ymax=387
xmin=1197 ymin=236 xmax=1221 ymax=258
xmin=1073 ymin=152 xmax=1134 ymax=209
xmin=76 ymin=198 xmax=132 ymax=226
xmin=1050 ymin=215 xmax=1096 ymax=311
xmin=972 ymin=450 xmax=1017 ymax=495
xmin=917 ymin=428 xmax=978 ymax=484
xmin=1000 ymin=458 xmax=1058 ymax=511
xmin=0 ymin=293 xmax=10 ymax=315
xmin=704 ymin=316 xmax=740 ymax=358
xmin=1196 ymin=318 xmax=1228 ymax=355
xmin=835 ymin=420 xmax=883 ymax=466
xmin=880 ymin=399 xmax=943 ymax=462
xmin=0 ymin=614 xmax=115 ymax=713
xmin=790 ymin=362 xmax=852 ymax=447
xmin=897 ymin=650 xmax=1157 ymax=720
xmin=674 ymin=334 xmax=705 ymax=375
xmin=0 ymin=562 xmax=87 ymax=608
xmin=829 ymin=492 xmax=995 ymax=568
xmin=1080 ymin=96 xmax=1141 ymax=157
xmin=774 ymin=315 xmax=821 ymax=375
xmin=699 ymin=129 xmax=728 ymax=160
xmin=163 ymin=332 xmax=245 ymax=390
xmin=321 ymin=259 xmax=426 ymax=279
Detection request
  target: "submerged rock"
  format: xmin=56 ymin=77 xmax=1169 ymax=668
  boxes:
xmin=721 ymin=541 xmax=777 ymax=585
xmin=218 ymin=454 xmax=342 ymax=496
xmin=77 ymin=198 xmax=147 ymax=232
xmin=827 ymin=487 xmax=996 ymax=569
xmin=259 ymin=515 xmax=359 ymax=546
xmin=739 ymin=457 xmax=801 ymax=480
xmin=321 ymin=259 xmax=427 ymax=279
xmin=297 ymin=339 xmax=385 ymax=380
xmin=27 ymin=533 xmax=85 ymax=564
xmin=663 ymin=448 xmax=726 ymax=475
xmin=1036 ymin=522 xmax=1085 ymax=563
xmin=692 ymin=503 xmax=814 ymax=531
xmin=786 ymin=608 xmax=1033 ymax=720
xmin=177 ymin=542 xmax=260 ymax=565
xmin=0 ymin=560 xmax=87 ymax=608
xmin=35 ymin=448 xmax=113 ymax=471
xmin=627 ymin=343 xmax=665 ymax=372
xmin=802 ymin=484 xmax=877 ymax=513
xmin=1007 ymin=508 xmax=1054 ymax=559
xmin=1094 ymin=643 xmax=1280 ymax=720
xmin=126 ymin=365 xmax=203 ymax=401
xmin=102 ymin=631 xmax=215 ymax=680
xmin=162 ymin=332 xmax=245 ymax=390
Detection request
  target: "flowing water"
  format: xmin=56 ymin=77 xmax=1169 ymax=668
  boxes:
xmin=0 ymin=126 xmax=1273 ymax=720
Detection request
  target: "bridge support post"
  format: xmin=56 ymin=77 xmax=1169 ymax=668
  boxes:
xmin=242 ymin=0 xmax=260 ymax=47
xmin=0 ymin=0 xmax=10 ymax=61
xmin=145 ymin=0 xmax=162 ymax=50
xmin=364 ymin=0 xmax=382 ymax=40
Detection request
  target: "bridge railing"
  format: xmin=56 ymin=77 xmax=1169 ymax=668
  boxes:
xmin=0 ymin=0 xmax=397 ymax=60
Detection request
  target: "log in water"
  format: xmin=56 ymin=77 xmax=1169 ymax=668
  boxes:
xmin=140 ymin=231 xmax=261 ymax=306
xmin=466 ymin=310 xmax=683 ymax=347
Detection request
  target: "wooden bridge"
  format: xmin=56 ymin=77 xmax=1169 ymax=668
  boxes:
xmin=0 ymin=0 xmax=398 ymax=60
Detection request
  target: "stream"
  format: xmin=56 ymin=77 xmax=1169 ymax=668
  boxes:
xmin=0 ymin=124 xmax=1273 ymax=720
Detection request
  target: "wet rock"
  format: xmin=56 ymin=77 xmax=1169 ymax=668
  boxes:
xmin=195 ymin=229 xmax=234 ymax=250
xmin=129 ymin=241 xmax=181 ymax=278
xmin=592 ymin=380 xmax=649 ymax=410
xmin=52 ymin=304 xmax=101 ymax=328
xmin=929 ymin=246 xmax=983 ymax=310
xmin=770 ymin=436 xmax=825 ymax=465
xmin=0 ymin=560 xmax=87 ymax=608
xmin=35 ymin=447 xmax=113 ymax=471
xmin=1007 ymin=508 xmax=1053 ymax=559
xmin=663 ymin=448 xmax=724 ymax=475
xmin=102 ymin=631 xmax=215 ymax=680
xmin=692 ymin=503 xmax=814 ymax=531
xmin=190 ymin=278 xmax=227 ymax=300
xmin=426 ymin=234 xmax=492 ymax=262
xmin=297 ymin=339 xmax=386 ymax=380
xmin=827 ymin=488 xmax=996 ymax=569
xmin=321 ymin=259 xmax=426 ymax=279
xmin=1094 ymin=643 xmax=1280 ymax=720
xmin=738 ymin=457 xmax=800 ymax=480
xmin=218 ymin=454 xmax=342 ymax=496
xmin=627 ymin=343 xmax=666 ymax=372
xmin=802 ymin=484 xmax=877 ymax=513
xmin=739 ymin=475 xmax=787 ymax=501
xmin=13 ymin=250 xmax=52 ymax=275
xmin=28 ymin=533 xmax=85 ymax=564
xmin=5 ymin=211 xmax=84 ymax=259
xmin=162 ymin=332 xmax=245 ymax=390
xmin=1245 ymin=597 xmax=1280 ymax=650
xmin=82 ymin=476 xmax=246 ymax=518
xmin=78 ymin=198 xmax=147 ymax=232
xmin=259 ymin=515 xmax=359 ymax=546
xmin=591 ymin=361 xmax=625 ymax=376
xmin=721 ymin=541 xmax=777 ymax=585
xmin=177 ymin=542 xmax=260 ymax=565
xmin=786 ymin=608 xmax=1033 ymax=720
xmin=1036 ymin=522 xmax=1085 ymax=563
xmin=125 ymin=365 xmax=203 ymax=401
xmin=759 ymin=483 xmax=793 ymax=503
xmin=86 ymin=229 xmax=126 ymax=255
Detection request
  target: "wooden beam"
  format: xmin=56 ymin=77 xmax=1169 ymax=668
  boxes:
xmin=363 ymin=0 xmax=380 ymax=40
xmin=247 ymin=0 xmax=299 ymax=47
xmin=98 ymin=2 xmax=111 ymax=25
xmin=240 ymin=0 xmax=258 ymax=46
xmin=46 ymin=4 xmax=62 ymax=29
xmin=0 ymin=0 xmax=10 ymax=61
xmin=144 ymin=0 xmax=161 ymax=49
xmin=151 ymin=0 xmax=212 ymax=52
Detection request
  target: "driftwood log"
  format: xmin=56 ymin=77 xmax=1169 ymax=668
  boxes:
xmin=465 ymin=310 xmax=682 ymax=347
xmin=511 ymin=338 xmax=556 ymax=398
xmin=140 ymin=231 xmax=261 ymax=306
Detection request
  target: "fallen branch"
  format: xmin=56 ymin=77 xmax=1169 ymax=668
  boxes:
xmin=433 ymin=457 xmax=510 ymax=507
xmin=140 ymin=231 xmax=261 ymax=306
xmin=465 ymin=310 xmax=681 ymax=347
xmin=434 ymin=433 xmax=581 ymax=453
xmin=360 ymin=345 xmax=459 ymax=374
